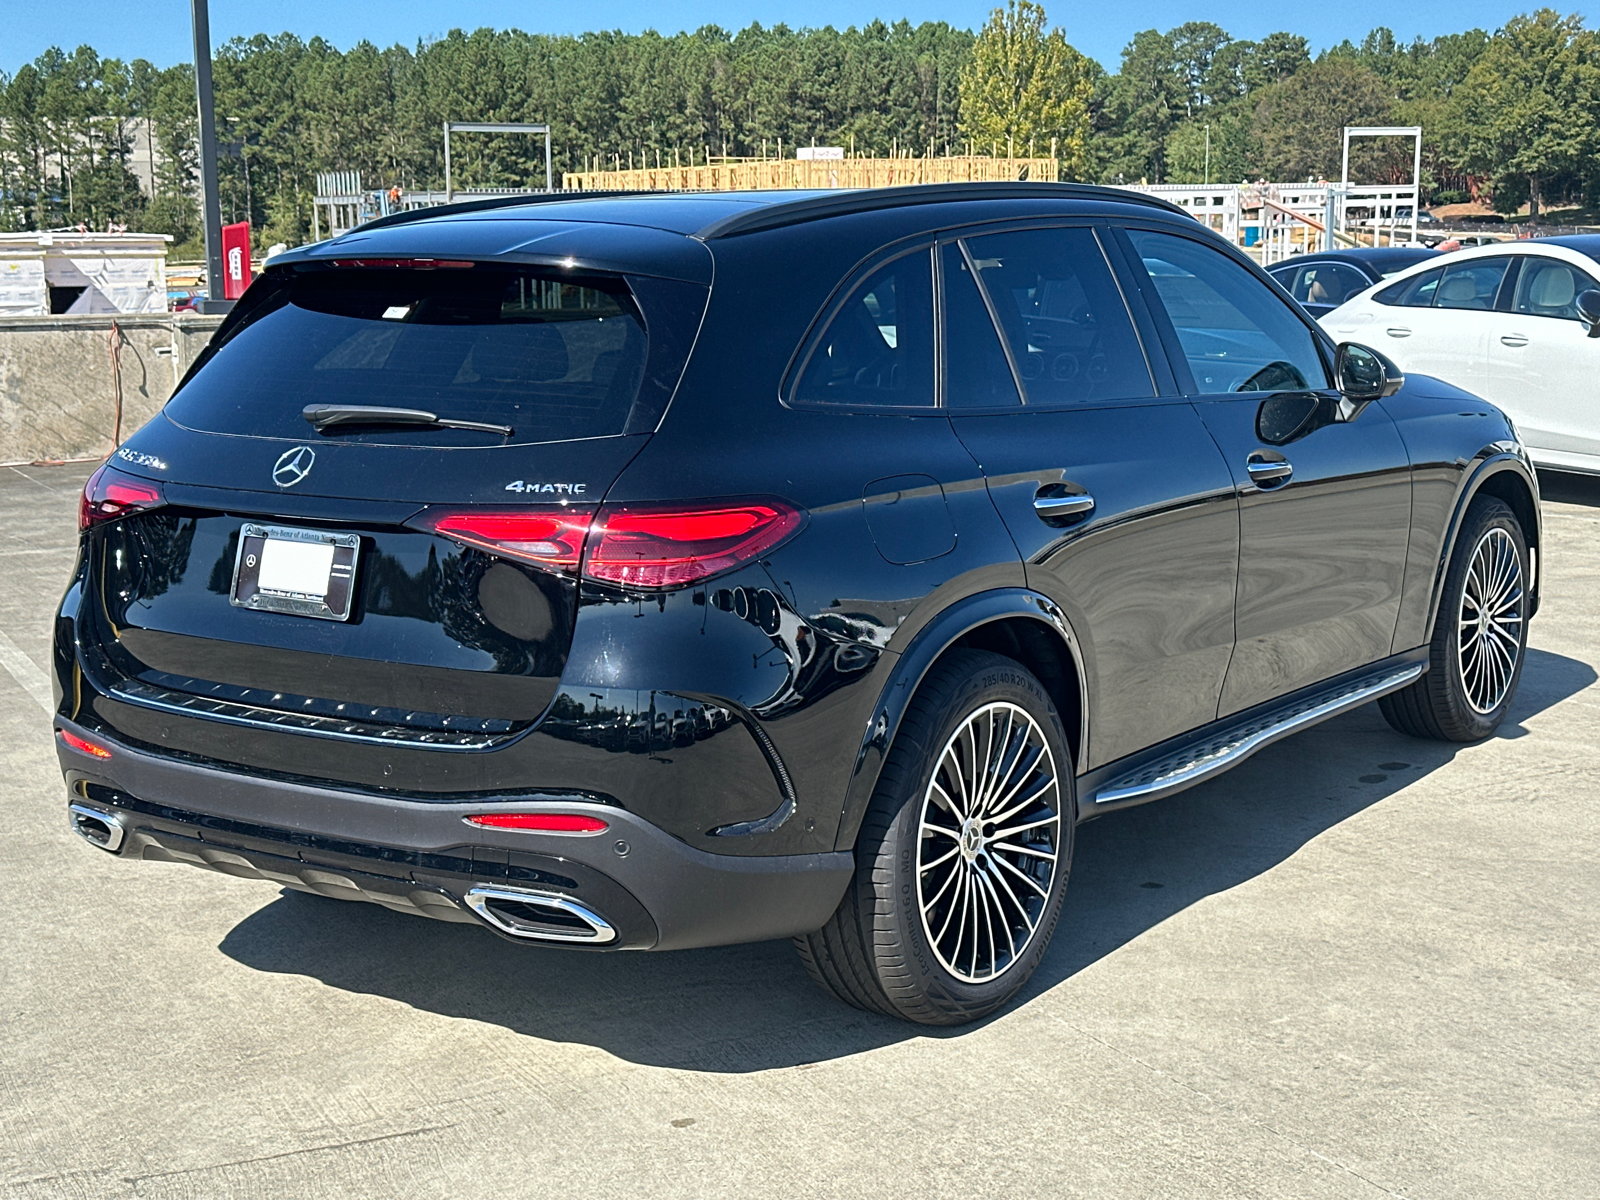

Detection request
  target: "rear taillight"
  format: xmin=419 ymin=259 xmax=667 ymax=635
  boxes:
xmin=79 ymin=464 xmax=165 ymax=530
xmin=466 ymin=813 xmax=609 ymax=834
xmin=417 ymin=509 xmax=595 ymax=571
xmin=418 ymin=497 xmax=804 ymax=590
xmin=584 ymin=499 xmax=804 ymax=589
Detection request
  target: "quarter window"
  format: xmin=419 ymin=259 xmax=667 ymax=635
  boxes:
xmin=1514 ymin=257 xmax=1599 ymax=321
xmin=793 ymin=249 xmax=935 ymax=407
xmin=962 ymin=227 xmax=1154 ymax=407
xmin=1375 ymin=267 xmax=1443 ymax=308
xmin=1126 ymin=228 xmax=1328 ymax=395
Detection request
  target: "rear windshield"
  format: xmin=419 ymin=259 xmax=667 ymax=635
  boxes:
xmin=166 ymin=267 xmax=655 ymax=445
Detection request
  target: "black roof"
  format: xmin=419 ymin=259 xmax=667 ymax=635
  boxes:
xmin=346 ymin=182 xmax=1189 ymax=241
xmin=1535 ymin=233 xmax=1600 ymax=257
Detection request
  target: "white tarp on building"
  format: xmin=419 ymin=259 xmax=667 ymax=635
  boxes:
xmin=0 ymin=233 xmax=171 ymax=315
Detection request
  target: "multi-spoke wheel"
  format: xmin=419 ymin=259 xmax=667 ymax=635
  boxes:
xmin=1457 ymin=526 xmax=1524 ymax=714
xmin=795 ymin=650 xmax=1073 ymax=1025
xmin=916 ymin=702 xmax=1061 ymax=983
xmin=1381 ymin=496 xmax=1530 ymax=742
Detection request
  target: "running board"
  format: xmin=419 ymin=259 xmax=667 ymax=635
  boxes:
xmin=1090 ymin=663 xmax=1425 ymax=809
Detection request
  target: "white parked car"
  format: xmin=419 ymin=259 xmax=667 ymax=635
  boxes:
xmin=1323 ymin=237 xmax=1600 ymax=474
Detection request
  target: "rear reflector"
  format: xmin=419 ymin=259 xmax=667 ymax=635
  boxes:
xmin=80 ymin=464 xmax=165 ymax=530
xmin=584 ymin=499 xmax=804 ymax=589
xmin=419 ymin=509 xmax=594 ymax=571
xmin=466 ymin=813 xmax=609 ymax=834
xmin=59 ymin=729 xmax=112 ymax=759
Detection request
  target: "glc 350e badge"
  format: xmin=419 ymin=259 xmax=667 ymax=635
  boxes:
xmin=272 ymin=446 xmax=315 ymax=488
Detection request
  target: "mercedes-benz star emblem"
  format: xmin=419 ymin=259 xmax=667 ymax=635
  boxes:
xmin=272 ymin=446 xmax=316 ymax=488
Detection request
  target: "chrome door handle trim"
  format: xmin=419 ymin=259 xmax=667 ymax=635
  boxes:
xmin=1500 ymin=334 xmax=1529 ymax=347
xmin=1385 ymin=327 xmax=1411 ymax=337
xmin=1033 ymin=493 xmax=1095 ymax=518
xmin=1246 ymin=459 xmax=1293 ymax=485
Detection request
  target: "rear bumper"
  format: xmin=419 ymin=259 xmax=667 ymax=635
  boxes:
xmin=54 ymin=718 xmax=853 ymax=952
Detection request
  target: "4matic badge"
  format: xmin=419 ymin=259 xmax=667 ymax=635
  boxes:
xmin=504 ymin=481 xmax=587 ymax=495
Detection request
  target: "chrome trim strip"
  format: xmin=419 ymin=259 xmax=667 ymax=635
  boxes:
xmin=463 ymin=885 xmax=617 ymax=945
xmin=1092 ymin=664 xmax=1424 ymax=807
xmin=107 ymin=684 xmax=502 ymax=751
xmin=68 ymin=802 xmax=126 ymax=853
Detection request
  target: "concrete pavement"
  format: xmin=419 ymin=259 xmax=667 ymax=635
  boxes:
xmin=2 ymin=461 xmax=1596 ymax=1198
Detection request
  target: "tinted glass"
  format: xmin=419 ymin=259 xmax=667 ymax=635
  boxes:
xmin=1291 ymin=262 xmax=1369 ymax=308
xmin=1434 ymin=258 xmax=1510 ymax=311
xmin=941 ymin=243 xmax=1022 ymax=409
xmin=794 ymin=249 xmax=935 ymax=407
xmin=1375 ymin=266 xmax=1443 ymax=307
xmin=964 ymin=227 xmax=1153 ymax=406
xmin=168 ymin=267 xmax=649 ymax=445
xmin=1514 ymin=257 xmax=1600 ymax=321
xmin=1127 ymin=228 xmax=1328 ymax=394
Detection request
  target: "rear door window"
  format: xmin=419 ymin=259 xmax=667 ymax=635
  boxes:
xmin=167 ymin=266 xmax=661 ymax=445
xmin=961 ymin=226 xmax=1154 ymax=407
xmin=1434 ymin=258 xmax=1511 ymax=311
xmin=1292 ymin=262 xmax=1369 ymax=308
xmin=792 ymin=249 xmax=936 ymax=407
xmin=1125 ymin=228 xmax=1329 ymax=394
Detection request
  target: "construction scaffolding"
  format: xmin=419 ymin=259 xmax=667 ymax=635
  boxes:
xmin=562 ymin=154 xmax=1058 ymax=193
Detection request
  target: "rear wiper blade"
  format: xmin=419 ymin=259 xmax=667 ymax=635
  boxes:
xmin=302 ymin=404 xmax=513 ymax=437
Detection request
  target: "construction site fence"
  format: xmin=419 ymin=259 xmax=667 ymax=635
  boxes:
xmin=562 ymin=156 xmax=1059 ymax=193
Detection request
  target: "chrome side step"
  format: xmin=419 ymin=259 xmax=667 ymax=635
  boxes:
xmin=464 ymin=885 xmax=617 ymax=945
xmin=1091 ymin=663 xmax=1425 ymax=809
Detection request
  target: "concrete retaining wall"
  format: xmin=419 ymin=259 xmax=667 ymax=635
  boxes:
xmin=0 ymin=314 xmax=223 ymax=465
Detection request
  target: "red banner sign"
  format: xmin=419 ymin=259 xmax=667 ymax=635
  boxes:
xmin=221 ymin=221 xmax=253 ymax=300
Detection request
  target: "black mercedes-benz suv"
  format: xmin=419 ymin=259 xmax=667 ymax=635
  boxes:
xmin=53 ymin=184 xmax=1540 ymax=1024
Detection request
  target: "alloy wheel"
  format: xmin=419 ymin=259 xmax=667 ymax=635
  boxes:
xmin=916 ymin=702 xmax=1062 ymax=983
xmin=1458 ymin=526 xmax=1524 ymax=714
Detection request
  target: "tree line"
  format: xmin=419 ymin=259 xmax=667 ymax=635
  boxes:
xmin=2 ymin=3 xmax=1596 ymax=252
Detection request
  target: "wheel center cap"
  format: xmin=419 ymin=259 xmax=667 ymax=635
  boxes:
xmin=959 ymin=820 xmax=984 ymax=861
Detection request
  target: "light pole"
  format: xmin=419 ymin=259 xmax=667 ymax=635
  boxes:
xmin=190 ymin=0 xmax=228 ymax=312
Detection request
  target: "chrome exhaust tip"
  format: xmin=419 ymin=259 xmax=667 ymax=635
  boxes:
xmin=69 ymin=803 xmax=126 ymax=853
xmin=464 ymin=885 xmax=616 ymax=945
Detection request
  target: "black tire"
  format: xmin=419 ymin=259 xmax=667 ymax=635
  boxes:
xmin=795 ymin=650 xmax=1074 ymax=1025
xmin=1380 ymin=496 xmax=1530 ymax=742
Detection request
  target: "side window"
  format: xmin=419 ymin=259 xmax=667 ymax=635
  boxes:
xmin=941 ymin=243 xmax=1022 ymax=409
xmin=1125 ymin=228 xmax=1329 ymax=395
xmin=1375 ymin=266 xmax=1442 ymax=308
xmin=793 ymin=248 xmax=935 ymax=407
xmin=1295 ymin=263 xmax=1369 ymax=307
xmin=1514 ymin=257 xmax=1599 ymax=321
xmin=962 ymin=226 xmax=1154 ymax=407
xmin=1434 ymin=258 xmax=1510 ymax=311
xmin=1268 ymin=265 xmax=1301 ymax=297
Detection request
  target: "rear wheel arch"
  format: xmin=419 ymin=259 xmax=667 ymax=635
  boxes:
xmin=834 ymin=590 xmax=1087 ymax=852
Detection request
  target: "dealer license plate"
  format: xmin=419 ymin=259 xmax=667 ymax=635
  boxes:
xmin=229 ymin=523 xmax=360 ymax=621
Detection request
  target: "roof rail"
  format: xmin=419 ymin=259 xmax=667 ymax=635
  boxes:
xmin=352 ymin=190 xmax=668 ymax=234
xmin=693 ymin=182 xmax=1189 ymax=240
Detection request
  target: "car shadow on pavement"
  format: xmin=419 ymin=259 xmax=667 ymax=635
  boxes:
xmin=218 ymin=646 xmax=1593 ymax=1072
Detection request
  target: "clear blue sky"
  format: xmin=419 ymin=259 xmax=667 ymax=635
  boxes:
xmin=4 ymin=0 xmax=1589 ymax=75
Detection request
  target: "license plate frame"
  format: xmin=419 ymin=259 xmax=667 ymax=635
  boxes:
xmin=229 ymin=523 xmax=361 ymax=622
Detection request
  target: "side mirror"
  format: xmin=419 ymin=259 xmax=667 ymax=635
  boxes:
xmin=1335 ymin=342 xmax=1404 ymax=402
xmin=1577 ymin=289 xmax=1600 ymax=338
